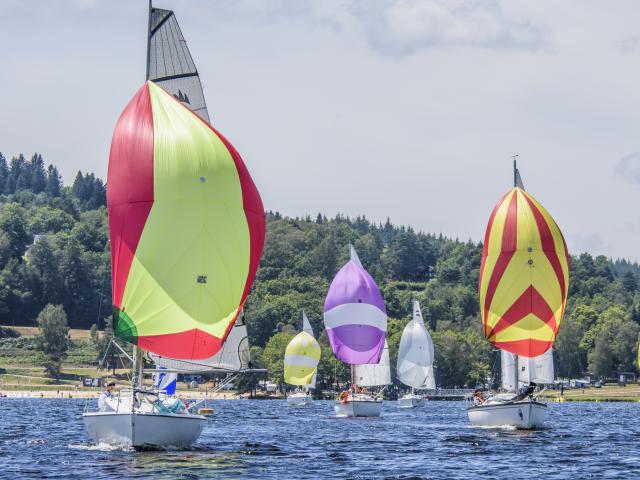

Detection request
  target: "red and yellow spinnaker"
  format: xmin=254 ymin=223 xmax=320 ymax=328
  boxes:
xmin=479 ymin=187 xmax=569 ymax=358
xmin=107 ymin=81 xmax=265 ymax=360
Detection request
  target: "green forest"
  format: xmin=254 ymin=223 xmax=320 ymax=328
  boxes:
xmin=0 ymin=152 xmax=639 ymax=388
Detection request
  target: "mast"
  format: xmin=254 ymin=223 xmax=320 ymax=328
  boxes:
xmin=351 ymin=364 xmax=355 ymax=393
xmin=512 ymin=154 xmax=519 ymax=188
xmin=146 ymin=0 xmax=152 ymax=81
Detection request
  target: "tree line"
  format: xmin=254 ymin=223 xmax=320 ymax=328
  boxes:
xmin=0 ymin=152 xmax=638 ymax=387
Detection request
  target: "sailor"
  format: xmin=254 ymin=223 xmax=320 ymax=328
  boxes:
xmin=98 ymin=381 xmax=116 ymax=412
xmin=472 ymin=389 xmax=485 ymax=405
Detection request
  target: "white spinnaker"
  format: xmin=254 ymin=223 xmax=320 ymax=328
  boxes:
xmin=397 ymin=301 xmax=435 ymax=389
xmin=501 ymin=349 xmax=554 ymax=392
xmin=302 ymin=310 xmax=317 ymax=389
xmin=148 ymin=7 xmax=210 ymax=123
xmin=149 ymin=316 xmax=250 ymax=372
xmin=355 ymin=340 xmax=391 ymax=387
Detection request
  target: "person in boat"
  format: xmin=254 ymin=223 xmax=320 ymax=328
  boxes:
xmin=98 ymin=381 xmax=117 ymax=412
xmin=472 ymin=389 xmax=485 ymax=405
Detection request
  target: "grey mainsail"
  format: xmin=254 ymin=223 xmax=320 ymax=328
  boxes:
xmin=148 ymin=6 xmax=210 ymax=123
xmin=149 ymin=315 xmax=251 ymax=373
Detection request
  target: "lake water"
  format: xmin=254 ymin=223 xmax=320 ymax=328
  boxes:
xmin=1 ymin=399 xmax=638 ymax=479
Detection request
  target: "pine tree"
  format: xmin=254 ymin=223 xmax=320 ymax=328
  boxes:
xmin=28 ymin=153 xmax=47 ymax=193
xmin=0 ymin=153 xmax=8 ymax=195
xmin=45 ymin=165 xmax=62 ymax=197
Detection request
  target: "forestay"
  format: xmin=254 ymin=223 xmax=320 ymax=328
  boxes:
xmin=397 ymin=301 xmax=435 ymax=389
xmin=148 ymin=7 xmax=210 ymax=122
xmin=355 ymin=340 xmax=391 ymax=387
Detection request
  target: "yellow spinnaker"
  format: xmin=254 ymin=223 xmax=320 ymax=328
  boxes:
xmin=479 ymin=187 xmax=569 ymax=357
xmin=284 ymin=331 xmax=321 ymax=386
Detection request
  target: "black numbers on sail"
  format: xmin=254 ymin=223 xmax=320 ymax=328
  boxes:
xmin=197 ymin=275 xmax=208 ymax=284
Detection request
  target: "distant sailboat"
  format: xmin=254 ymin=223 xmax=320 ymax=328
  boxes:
xmin=324 ymin=245 xmax=388 ymax=418
xmin=467 ymin=159 xmax=569 ymax=429
xmin=83 ymin=1 xmax=265 ymax=448
xmin=397 ymin=301 xmax=435 ymax=408
xmin=284 ymin=311 xmax=321 ymax=407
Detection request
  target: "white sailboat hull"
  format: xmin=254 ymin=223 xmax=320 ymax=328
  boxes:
xmin=83 ymin=412 xmax=206 ymax=448
xmin=287 ymin=392 xmax=313 ymax=407
xmin=334 ymin=398 xmax=382 ymax=417
xmin=467 ymin=400 xmax=547 ymax=429
xmin=397 ymin=393 xmax=425 ymax=408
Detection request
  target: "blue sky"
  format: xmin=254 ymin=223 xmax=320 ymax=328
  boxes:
xmin=1 ymin=0 xmax=640 ymax=260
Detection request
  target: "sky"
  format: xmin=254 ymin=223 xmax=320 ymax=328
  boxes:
xmin=1 ymin=0 xmax=640 ymax=260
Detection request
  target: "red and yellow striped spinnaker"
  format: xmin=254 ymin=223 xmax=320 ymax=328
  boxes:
xmin=479 ymin=187 xmax=569 ymax=358
xmin=107 ymin=81 xmax=265 ymax=360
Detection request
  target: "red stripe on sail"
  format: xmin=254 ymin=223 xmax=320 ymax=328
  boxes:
xmin=482 ymin=191 xmax=518 ymax=336
xmin=138 ymin=329 xmax=223 ymax=360
xmin=523 ymin=193 xmax=567 ymax=299
xmin=487 ymin=286 xmax=557 ymax=340
xmin=478 ymin=191 xmax=510 ymax=295
xmin=494 ymin=339 xmax=554 ymax=358
xmin=107 ymin=83 xmax=154 ymax=308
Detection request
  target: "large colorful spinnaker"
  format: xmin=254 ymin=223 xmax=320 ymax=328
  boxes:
xmin=284 ymin=311 xmax=321 ymax=386
xmin=107 ymin=81 xmax=265 ymax=360
xmin=323 ymin=245 xmax=387 ymax=365
xmin=479 ymin=181 xmax=569 ymax=358
xmin=397 ymin=301 xmax=435 ymax=390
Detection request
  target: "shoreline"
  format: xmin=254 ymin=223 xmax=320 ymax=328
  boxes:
xmin=1 ymin=390 xmax=243 ymax=400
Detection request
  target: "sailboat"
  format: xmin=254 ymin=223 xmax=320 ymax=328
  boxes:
xmin=284 ymin=311 xmax=321 ymax=407
xmin=324 ymin=245 xmax=388 ymax=418
xmin=83 ymin=1 xmax=265 ymax=448
xmin=397 ymin=301 xmax=435 ymax=408
xmin=467 ymin=160 xmax=569 ymax=429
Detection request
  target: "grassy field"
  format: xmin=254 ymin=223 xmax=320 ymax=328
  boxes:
xmin=545 ymin=384 xmax=640 ymax=402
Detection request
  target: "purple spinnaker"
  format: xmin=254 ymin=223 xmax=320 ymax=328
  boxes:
xmin=323 ymin=246 xmax=387 ymax=365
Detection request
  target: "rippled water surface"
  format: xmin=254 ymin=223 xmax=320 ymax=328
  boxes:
xmin=1 ymin=399 xmax=639 ymax=479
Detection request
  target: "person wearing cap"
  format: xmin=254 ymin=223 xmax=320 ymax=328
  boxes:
xmin=98 ymin=381 xmax=117 ymax=412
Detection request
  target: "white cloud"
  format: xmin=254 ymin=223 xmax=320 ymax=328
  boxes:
xmin=194 ymin=0 xmax=548 ymax=56
xmin=615 ymin=152 xmax=640 ymax=186
xmin=354 ymin=0 xmax=548 ymax=55
xmin=619 ymin=35 xmax=640 ymax=54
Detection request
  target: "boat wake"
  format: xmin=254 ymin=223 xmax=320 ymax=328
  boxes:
xmin=68 ymin=442 xmax=134 ymax=452
xmin=467 ymin=424 xmax=517 ymax=431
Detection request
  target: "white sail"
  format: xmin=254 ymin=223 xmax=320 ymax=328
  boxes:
xmin=519 ymin=349 xmax=554 ymax=385
xmin=149 ymin=315 xmax=250 ymax=372
xmin=502 ymin=349 xmax=554 ymax=391
xmin=501 ymin=351 xmax=517 ymax=392
xmin=302 ymin=310 xmax=317 ymax=388
xmin=397 ymin=301 xmax=435 ymax=389
xmin=355 ymin=340 xmax=391 ymax=387
xmin=148 ymin=7 xmax=210 ymax=122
